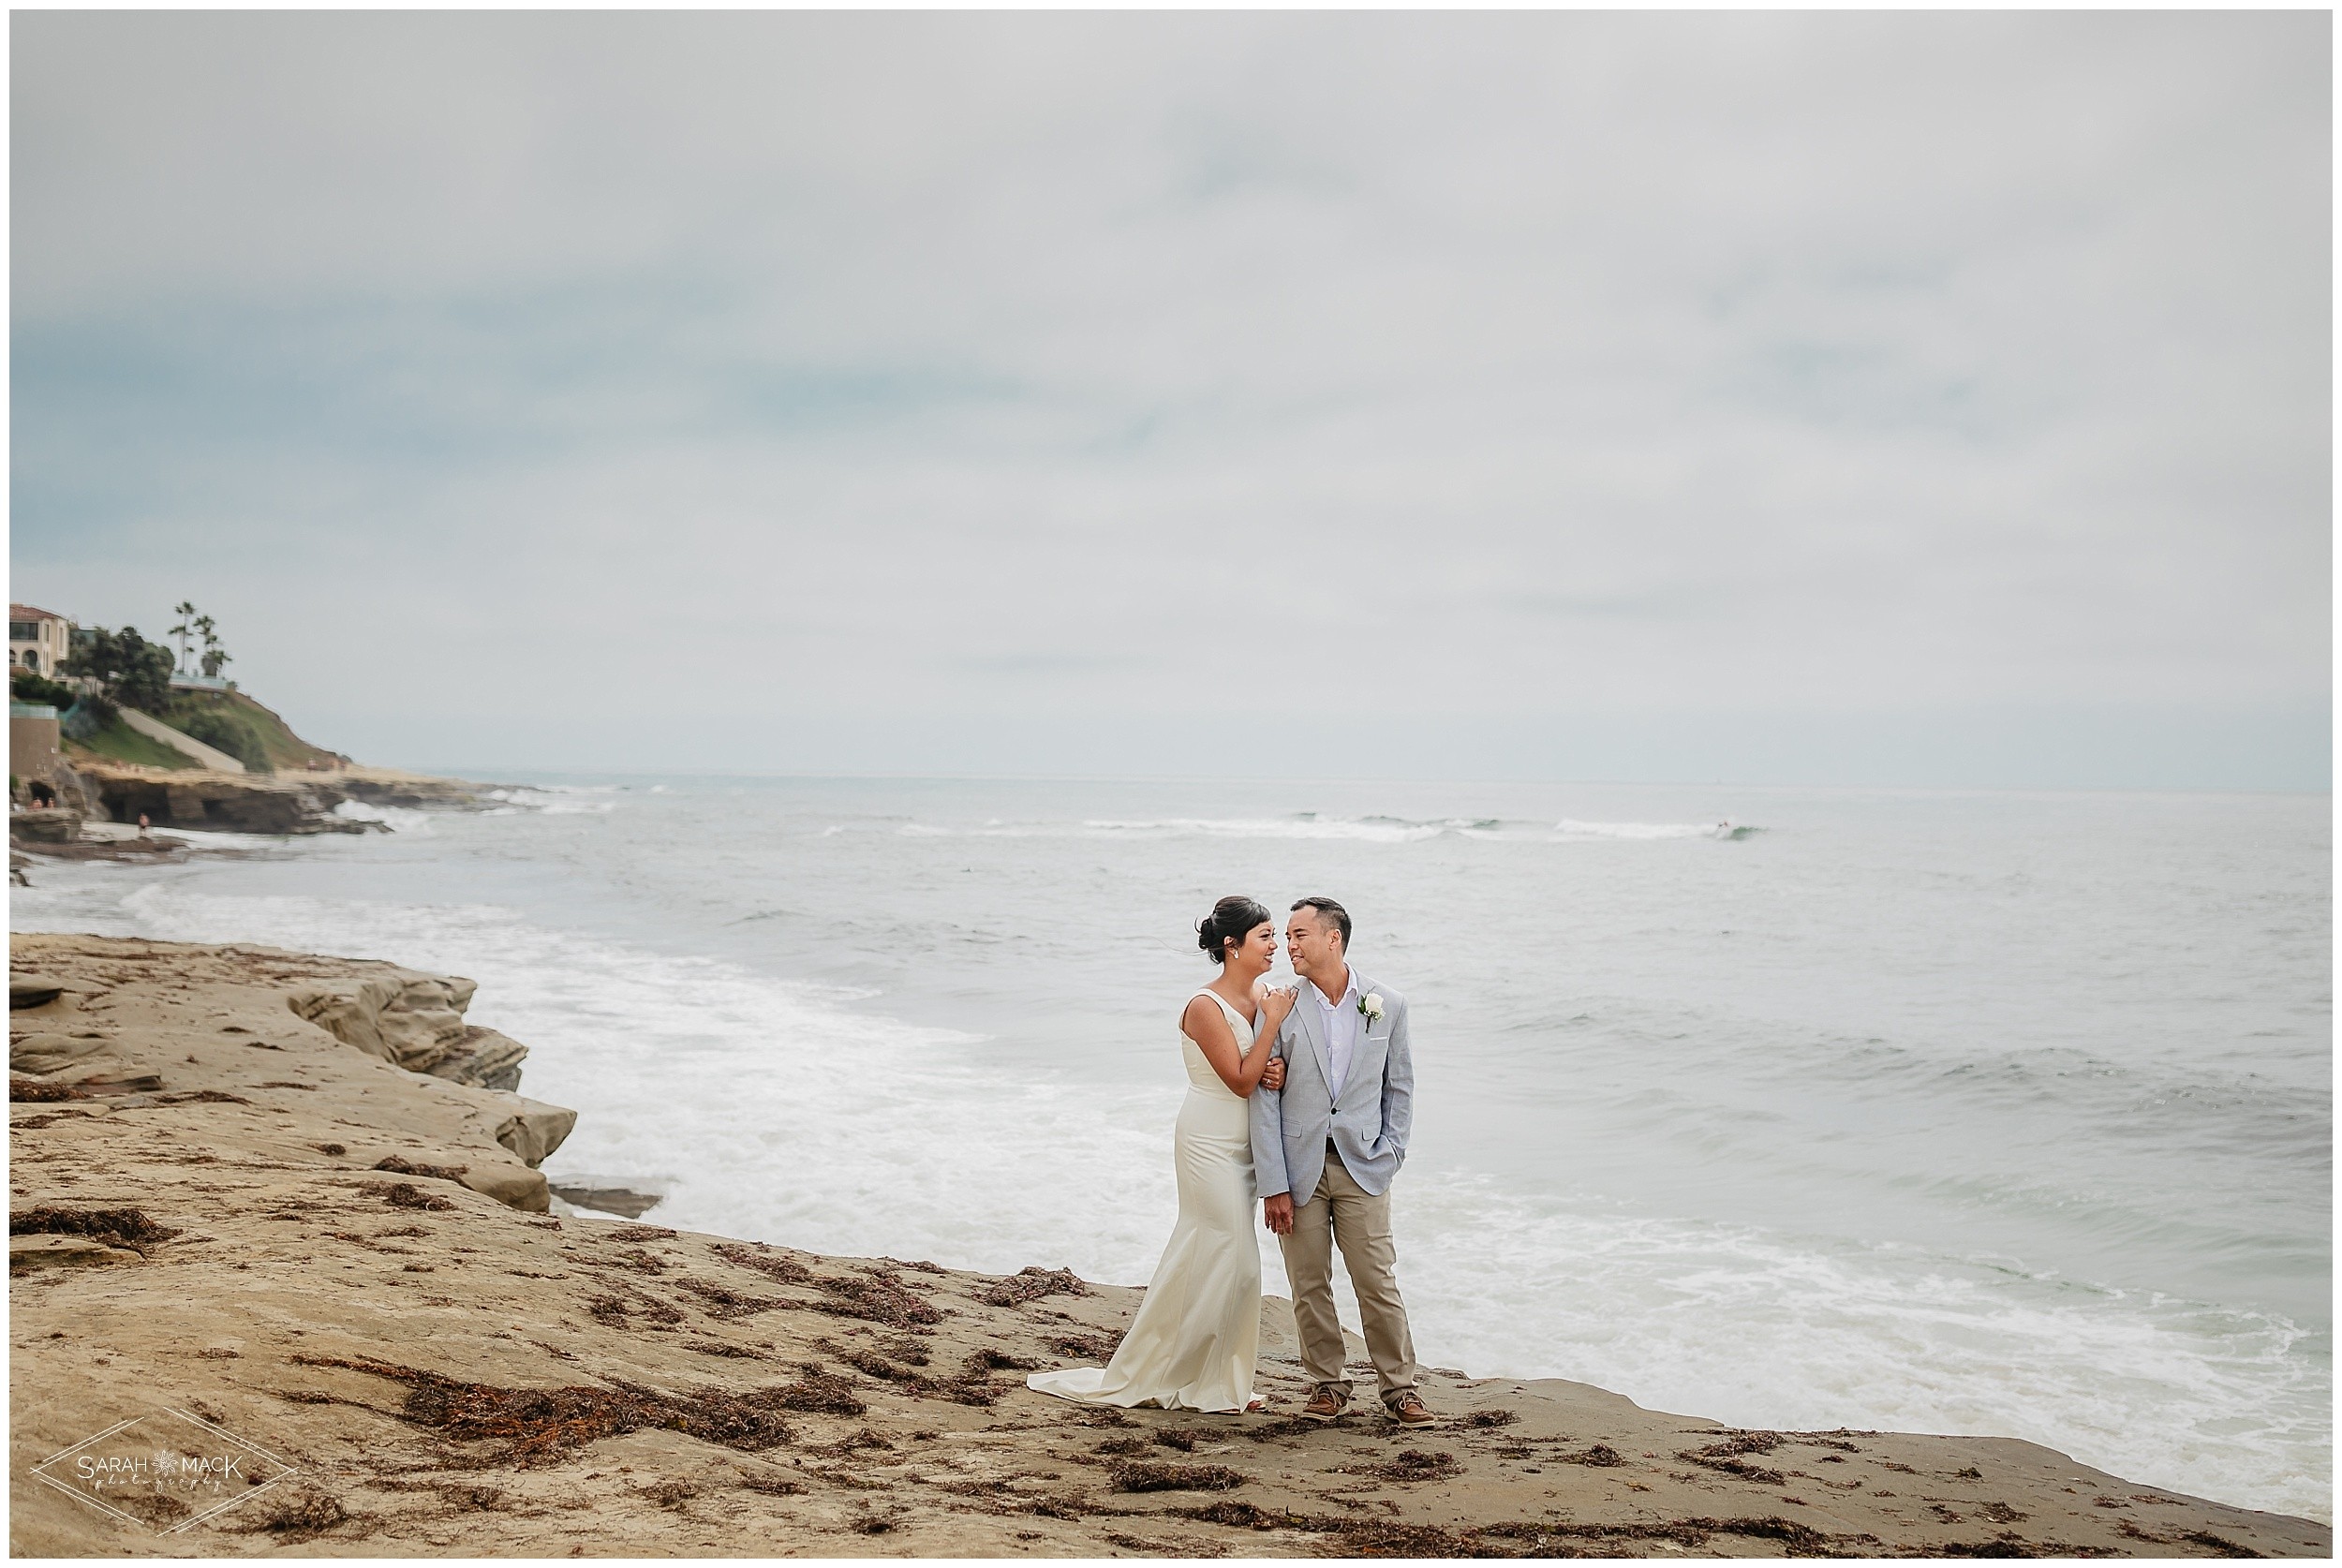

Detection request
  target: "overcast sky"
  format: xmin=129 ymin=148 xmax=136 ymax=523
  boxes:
xmin=12 ymin=12 xmax=2330 ymax=786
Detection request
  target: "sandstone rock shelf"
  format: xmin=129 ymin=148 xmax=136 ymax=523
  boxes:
xmin=7 ymin=935 xmax=2328 ymax=1559
xmin=53 ymin=760 xmax=502 ymax=838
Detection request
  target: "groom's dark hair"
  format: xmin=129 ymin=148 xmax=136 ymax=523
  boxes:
xmin=1291 ymin=896 xmax=1351 ymax=949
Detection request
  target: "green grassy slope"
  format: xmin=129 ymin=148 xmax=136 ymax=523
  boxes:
xmin=63 ymin=714 xmax=200 ymax=770
xmin=153 ymin=689 xmax=344 ymax=773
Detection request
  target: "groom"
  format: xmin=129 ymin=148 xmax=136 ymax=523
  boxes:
xmin=1250 ymin=896 xmax=1433 ymax=1426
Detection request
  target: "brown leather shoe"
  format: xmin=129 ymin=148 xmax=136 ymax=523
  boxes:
xmin=1386 ymin=1391 xmax=1436 ymax=1426
xmin=1301 ymin=1385 xmax=1349 ymax=1422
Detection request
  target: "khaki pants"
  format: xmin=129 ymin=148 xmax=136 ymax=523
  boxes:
xmin=1279 ymin=1146 xmax=1417 ymax=1404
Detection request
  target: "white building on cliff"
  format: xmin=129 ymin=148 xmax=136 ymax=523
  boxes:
xmin=8 ymin=604 xmax=74 ymax=677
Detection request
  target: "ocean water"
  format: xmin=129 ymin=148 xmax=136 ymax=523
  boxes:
xmin=10 ymin=776 xmax=2329 ymax=1520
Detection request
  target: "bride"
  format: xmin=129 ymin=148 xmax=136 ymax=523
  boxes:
xmin=1027 ymin=895 xmax=1294 ymax=1413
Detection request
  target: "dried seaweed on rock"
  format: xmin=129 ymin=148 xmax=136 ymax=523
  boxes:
xmin=1103 ymin=1527 xmax=1229 ymax=1558
xmin=978 ymin=1265 xmax=1089 ymax=1308
xmin=374 ymin=1155 xmax=469 ymax=1182
xmin=713 ymin=1241 xmax=814 ymax=1284
xmin=834 ymin=1347 xmax=922 ymax=1383
xmin=806 ymin=1427 xmax=894 ymax=1457
xmin=1560 ymin=1443 xmax=1624 ymax=1467
xmin=1174 ymin=1501 xmax=1288 ymax=1528
xmin=850 ymin=1502 xmax=911 ymax=1533
xmin=768 ymin=1365 xmax=867 ymax=1415
xmin=1168 ymin=1501 xmax=1502 ymax=1557
xmin=1109 ymin=1460 xmax=1245 ymax=1493
xmin=808 ymin=1269 xmax=944 ymax=1330
xmin=1175 ymin=1502 xmax=1878 ymax=1560
xmin=825 ymin=1343 xmax=1002 ymax=1406
xmin=2171 ymin=1528 xmax=2260 ymax=1558
xmin=288 ymin=1354 xmax=801 ymax=1465
xmin=109 ymin=1489 xmax=193 ymax=1531
xmin=1046 ymin=1329 xmax=1124 ymax=1360
xmin=669 ymin=1276 xmax=791 ymax=1319
xmin=357 ymin=1180 xmax=456 ymax=1212
xmin=370 ymin=1476 xmax=506 ymax=1512
xmin=1678 ymin=1430 xmax=1787 ymax=1486
xmin=1933 ymin=1531 xmax=2122 ymax=1560
xmin=10 ymin=1205 xmax=183 ymax=1254
xmin=226 ymin=1490 xmax=352 ymax=1543
xmin=1315 ymin=1520 xmax=1516 ymax=1558
xmin=585 ymin=1290 xmax=684 ymax=1329
xmin=1333 ymin=1448 xmax=1461 ymax=1484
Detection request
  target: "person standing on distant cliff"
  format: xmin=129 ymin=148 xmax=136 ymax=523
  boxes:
xmin=136 ymin=812 xmax=150 ymax=839
xmin=1250 ymin=896 xmax=1433 ymax=1426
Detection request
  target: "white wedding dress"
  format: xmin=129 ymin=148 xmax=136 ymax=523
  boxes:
xmin=1027 ymin=989 xmax=1262 ymax=1413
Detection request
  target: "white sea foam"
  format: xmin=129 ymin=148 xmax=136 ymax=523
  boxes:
xmin=1397 ymin=1172 xmax=2327 ymax=1521
xmin=883 ymin=815 xmax=1754 ymax=845
xmin=12 ymin=865 xmax=2326 ymax=1521
xmin=1553 ymin=819 xmax=1731 ymax=840
xmin=482 ymin=785 xmax=621 ymax=815
xmin=169 ymin=829 xmax=303 ymax=851
xmin=1083 ymin=817 xmax=1451 ymax=842
xmin=880 ymin=815 xmax=1474 ymax=842
xmin=331 ymin=799 xmax=434 ymax=835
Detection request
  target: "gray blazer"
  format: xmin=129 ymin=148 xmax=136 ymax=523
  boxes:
xmin=1250 ymin=969 xmax=1414 ymax=1202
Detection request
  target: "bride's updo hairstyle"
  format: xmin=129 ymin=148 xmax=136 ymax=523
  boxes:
xmin=1196 ymin=895 xmax=1274 ymax=966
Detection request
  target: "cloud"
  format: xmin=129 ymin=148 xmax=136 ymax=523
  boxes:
xmin=10 ymin=12 xmax=2328 ymax=782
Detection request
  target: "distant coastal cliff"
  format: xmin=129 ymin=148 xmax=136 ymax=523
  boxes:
xmin=7 ymin=934 xmax=2328 ymax=1558
xmin=11 ymin=648 xmax=494 ymax=842
xmin=66 ymin=759 xmax=490 ymax=836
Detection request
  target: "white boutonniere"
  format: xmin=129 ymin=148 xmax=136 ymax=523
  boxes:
xmin=1358 ymin=993 xmax=1385 ymax=1025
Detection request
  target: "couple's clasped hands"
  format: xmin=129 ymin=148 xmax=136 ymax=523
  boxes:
xmin=1255 ymin=984 xmax=1301 ymax=1095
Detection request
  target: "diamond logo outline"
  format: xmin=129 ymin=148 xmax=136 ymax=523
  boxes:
xmin=30 ymin=1405 xmax=301 ymax=1535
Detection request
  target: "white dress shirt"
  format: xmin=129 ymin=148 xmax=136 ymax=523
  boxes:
xmin=1310 ymin=966 xmax=1362 ymax=1100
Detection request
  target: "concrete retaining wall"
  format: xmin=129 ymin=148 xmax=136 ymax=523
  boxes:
xmin=118 ymin=706 xmax=245 ymax=773
xmin=10 ymin=705 xmax=61 ymax=785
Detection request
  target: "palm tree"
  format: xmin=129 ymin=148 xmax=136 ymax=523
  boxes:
xmin=170 ymin=601 xmax=199 ymax=676
xmin=199 ymin=615 xmax=232 ymax=680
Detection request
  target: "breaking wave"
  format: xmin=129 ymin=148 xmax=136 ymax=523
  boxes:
xmin=884 ymin=814 xmax=1759 ymax=845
